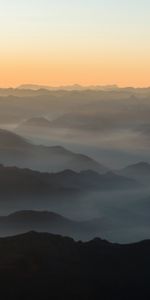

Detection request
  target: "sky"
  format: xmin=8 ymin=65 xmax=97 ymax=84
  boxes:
xmin=0 ymin=0 xmax=150 ymax=87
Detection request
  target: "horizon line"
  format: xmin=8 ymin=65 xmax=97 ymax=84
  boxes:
xmin=1 ymin=83 xmax=150 ymax=90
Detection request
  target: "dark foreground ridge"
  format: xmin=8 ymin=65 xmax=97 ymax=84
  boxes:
xmin=0 ymin=231 xmax=150 ymax=299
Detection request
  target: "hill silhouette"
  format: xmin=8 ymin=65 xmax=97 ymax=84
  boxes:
xmin=0 ymin=210 xmax=108 ymax=239
xmin=0 ymin=164 xmax=138 ymax=195
xmin=118 ymin=161 xmax=150 ymax=182
xmin=0 ymin=231 xmax=149 ymax=299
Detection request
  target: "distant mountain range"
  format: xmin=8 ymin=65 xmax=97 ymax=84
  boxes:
xmin=0 ymin=164 xmax=138 ymax=195
xmin=0 ymin=129 xmax=107 ymax=173
xmin=0 ymin=231 xmax=150 ymax=299
xmin=2 ymin=128 xmax=150 ymax=182
xmin=118 ymin=161 xmax=150 ymax=182
xmin=0 ymin=165 xmax=139 ymax=201
xmin=17 ymin=84 xmax=119 ymax=91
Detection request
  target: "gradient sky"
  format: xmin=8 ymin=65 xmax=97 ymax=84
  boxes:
xmin=0 ymin=0 xmax=150 ymax=87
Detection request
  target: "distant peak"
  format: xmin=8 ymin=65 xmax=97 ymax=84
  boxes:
xmin=56 ymin=169 xmax=77 ymax=176
xmin=127 ymin=161 xmax=150 ymax=169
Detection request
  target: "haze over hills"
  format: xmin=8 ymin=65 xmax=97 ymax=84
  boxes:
xmin=0 ymin=164 xmax=138 ymax=194
xmin=1 ymin=0 xmax=150 ymax=296
xmin=0 ymin=231 xmax=150 ymax=299
xmin=2 ymin=207 xmax=150 ymax=243
xmin=118 ymin=162 xmax=150 ymax=182
xmin=0 ymin=210 xmax=108 ymax=240
xmin=1 ymin=87 xmax=150 ymax=167
xmin=0 ymin=129 xmax=108 ymax=173
xmin=0 ymin=88 xmax=150 ymax=245
xmin=0 ymin=162 xmax=147 ymax=244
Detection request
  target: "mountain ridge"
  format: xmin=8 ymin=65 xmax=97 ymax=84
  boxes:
xmin=118 ymin=161 xmax=150 ymax=182
xmin=0 ymin=128 xmax=107 ymax=173
xmin=0 ymin=164 xmax=138 ymax=191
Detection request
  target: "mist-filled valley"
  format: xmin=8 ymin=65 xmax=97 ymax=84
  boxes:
xmin=2 ymin=0 xmax=150 ymax=297
xmin=1 ymin=86 xmax=150 ymax=167
xmin=0 ymin=87 xmax=150 ymax=244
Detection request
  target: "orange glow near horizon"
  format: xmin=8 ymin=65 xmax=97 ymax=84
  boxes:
xmin=0 ymin=39 xmax=150 ymax=88
xmin=1 ymin=55 xmax=150 ymax=88
xmin=0 ymin=1 xmax=150 ymax=88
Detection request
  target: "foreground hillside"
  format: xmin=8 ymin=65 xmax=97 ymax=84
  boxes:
xmin=0 ymin=231 xmax=149 ymax=299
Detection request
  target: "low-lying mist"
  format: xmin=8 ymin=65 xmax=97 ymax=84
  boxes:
xmin=0 ymin=87 xmax=150 ymax=243
xmin=0 ymin=187 xmax=149 ymax=243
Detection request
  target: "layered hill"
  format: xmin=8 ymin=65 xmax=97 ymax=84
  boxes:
xmin=0 ymin=164 xmax=138 ymax=194
xmin=0 ymin=210 xmax=107 ymax=240
xmin=118 ymin=161 xmax=150 ymax=182
xmin=0 ymin=129 xmax=107 ymax=173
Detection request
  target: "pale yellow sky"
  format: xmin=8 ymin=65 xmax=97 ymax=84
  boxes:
xmin=0 ymin=0 xmax=150 ymax=87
